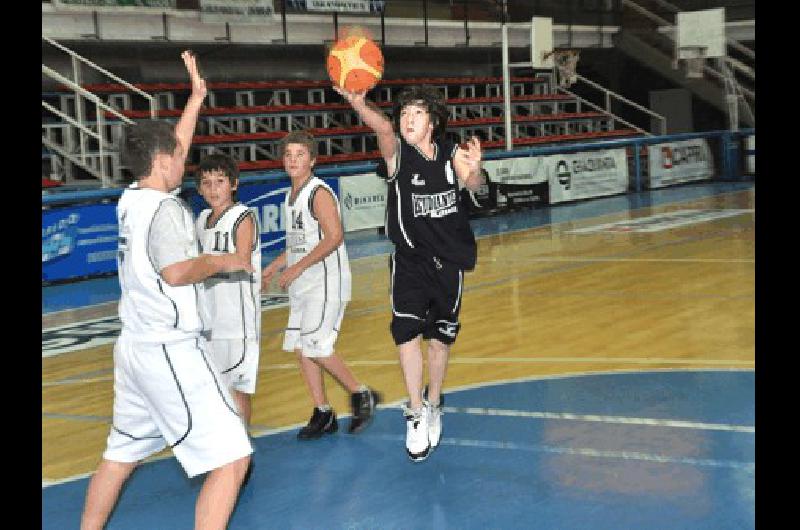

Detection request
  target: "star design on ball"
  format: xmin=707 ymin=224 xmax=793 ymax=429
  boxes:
xmin=330 ymin=37 xmax=382 ymax=89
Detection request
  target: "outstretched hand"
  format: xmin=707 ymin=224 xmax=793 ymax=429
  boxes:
xmin=459 ymin=136 xmax=483 ymax=172
xmin=333 ymin=85 xmax=366 ymax=107
xmin=181 ymin=50 xmax=207 ymax=102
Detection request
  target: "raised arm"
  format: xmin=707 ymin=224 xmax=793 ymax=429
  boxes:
xmin=174 ymin=51 xmax=207 ymax=168
xmin=334 ymin=87 xmax=398 ymax=175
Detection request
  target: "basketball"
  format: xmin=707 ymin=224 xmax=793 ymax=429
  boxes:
xmin=326 ymin=35 xmax=384 ymax=92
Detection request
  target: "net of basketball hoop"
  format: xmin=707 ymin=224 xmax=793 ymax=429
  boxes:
xmin=544 ymin=49 xmax=580 ymax=88
xmin=680 ymin=45 xmax=707 ymax=79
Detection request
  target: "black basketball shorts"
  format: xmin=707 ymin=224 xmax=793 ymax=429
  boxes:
xmin=389 ymin=250 xmax=465 ymax=346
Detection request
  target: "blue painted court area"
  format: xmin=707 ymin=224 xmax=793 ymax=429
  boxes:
xmin=42 ymin=181 xmax=754 ymax=314
xmin=42 ymin=370 xmax=754 ymax=529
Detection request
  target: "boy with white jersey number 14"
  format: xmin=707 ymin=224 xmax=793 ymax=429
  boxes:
xmin=262 ymin=130 xmax=382 ymax=440
xmin=194 ymin=153 xmax=261 ymax=470
xmin=335 ymin=84 xmax=484 ymax=462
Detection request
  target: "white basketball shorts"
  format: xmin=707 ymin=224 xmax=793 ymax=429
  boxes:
xmin=103 ymin=335 xmax=253 ymax=478
xmin=208 ymin=338 xmax=260 ymax=394
xmin=282 ymin=297 xmax=346 ymax=358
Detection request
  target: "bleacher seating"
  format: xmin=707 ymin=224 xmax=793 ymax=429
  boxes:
xmin=48 ymin=75 xmax=645 ymax=175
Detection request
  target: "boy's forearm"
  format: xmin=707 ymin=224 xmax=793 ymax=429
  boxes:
xmin=292 ymin=234 xmax=341 ymax=274
xmin=161 ymin=254 xmax=227 ymax=286
xmin=174 ymin=95 xmax=204 ymax=162
xmin=351 ymin=99 xmax=393 ymax=136
xmin=462 ymin=167 xmax=484 ymax=192
xmin=268 ymin=251 xmax=287 ymax=270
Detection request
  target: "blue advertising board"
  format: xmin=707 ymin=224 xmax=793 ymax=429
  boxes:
xmin=42 ymin=203 xmax=119 ymax=282
xmin=42 ymin=177 xmax=340 ymax=283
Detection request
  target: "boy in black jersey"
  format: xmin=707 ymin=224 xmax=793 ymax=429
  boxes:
xmin=336 ymin=85 xmax=483 ymax=462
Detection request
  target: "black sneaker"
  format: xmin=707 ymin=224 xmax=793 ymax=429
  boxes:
xmin=297 ymin=407 xmax=338 ymax=440
xmin=348 ymin=387 xmax=382 ymax=434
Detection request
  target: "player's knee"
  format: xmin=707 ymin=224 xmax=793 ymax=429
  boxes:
xmin=428 ymin=338 xmax=451 ymax=356
xmin=391 ymin=317 xmax=423 ymax=346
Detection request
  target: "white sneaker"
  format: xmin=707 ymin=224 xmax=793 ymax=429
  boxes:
xmin=427 ymin=400 xmax=443 ymax=449
xmin=404 ymin=404 xmax=431 ymax=462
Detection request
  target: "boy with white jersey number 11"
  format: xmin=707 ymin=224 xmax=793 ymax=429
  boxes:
xmin=194 ymin=153 xmax=261 ymax=486
xmin=262 ymin=130 xmax=381 ymax=440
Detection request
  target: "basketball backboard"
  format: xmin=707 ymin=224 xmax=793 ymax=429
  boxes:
xmin=530 ymin=17 xmax=554 ymax=69
xmin=676 ymin=8 xmax=725 ymax=59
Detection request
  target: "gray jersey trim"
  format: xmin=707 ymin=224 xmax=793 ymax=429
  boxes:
xmin=163 ymin=344 xmax=193 ymax=448
xmin=221 ymin=338 xmax=247 ymax=374
xmin=196 ymin=338 xmax=240 ymax=417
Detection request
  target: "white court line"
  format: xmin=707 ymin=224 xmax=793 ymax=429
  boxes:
xmin=443 ymin=406 xmax=754 ymax=433
xmin=42 ymin=357 xmax=753 ymax=387
xmin=257 ymin=356 xmax=751 ymax=369
xmin=373 ymin=435 xmax=755 ymax=471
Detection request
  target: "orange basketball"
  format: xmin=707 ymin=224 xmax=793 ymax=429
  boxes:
xmin=326 ymin=36 xmax=384 ymax=92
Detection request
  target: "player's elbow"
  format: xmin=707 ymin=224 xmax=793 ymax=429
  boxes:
xmin=330 ymin=230 xmax=344 ymax=248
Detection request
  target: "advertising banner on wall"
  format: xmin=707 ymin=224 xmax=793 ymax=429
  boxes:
xmin=199 ymin=0 xmax=275 ymax=22
xmin=647 ymin=139 xmax=714 ymax=188
xmin=339 ymin=173 xmax=387 ymax=232
xmin=482 ymin=156 xmax=548 ymax=186
xmin=42 ymin=203 xmax=120 ymax=282
xmin=287 ymin=0 xmax=384 ymax=13
xmin=53 ymin=0 xmax=176 ymax=10
xmin=548 ymin=148 xmax=629 ymax=204
xmin=481 ymin=156 xmax=549 ymax=211
xmin=42 ymin=178 xmax=338 ymax=283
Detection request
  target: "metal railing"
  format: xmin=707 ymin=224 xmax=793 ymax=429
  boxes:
xmin=558 ymin=73 xmax=667 ymax=136
xmin=42 ymin=66 xmax=133 ymax=187
xmin=42 ymin=129 xmax=755 ymax=208
xmin=42 ymin=37 xmax=158 ymax=187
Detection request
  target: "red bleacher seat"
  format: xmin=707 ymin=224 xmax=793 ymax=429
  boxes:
xmin=65 ymin=76 xmax=549 ymax=94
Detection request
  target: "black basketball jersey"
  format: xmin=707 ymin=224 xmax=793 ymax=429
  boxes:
xmin=384 ymin=137 xmax=477 ymax=270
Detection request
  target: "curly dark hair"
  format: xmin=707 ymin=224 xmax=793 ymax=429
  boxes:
xmin=392 ymin=85 xmax=449 ymax=141
xmin=121 ymin=120 xmax=177 ymax=179
xmin=195 ymin=153 xmax=240 ymax=201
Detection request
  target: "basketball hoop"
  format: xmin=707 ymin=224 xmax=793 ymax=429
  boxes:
xmin=679 ymin=46 xmax=707 ymax=79
xmin=544 ymin=49 xmax=580 ymax=88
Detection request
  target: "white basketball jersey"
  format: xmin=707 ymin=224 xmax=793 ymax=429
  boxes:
xmin=116 ymin=184 xmax=205 ymax=343
xmin=284 ymin=176 xmax=351 ymax=301
xmin=196 ymin=203 xmax=262 ymax=340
